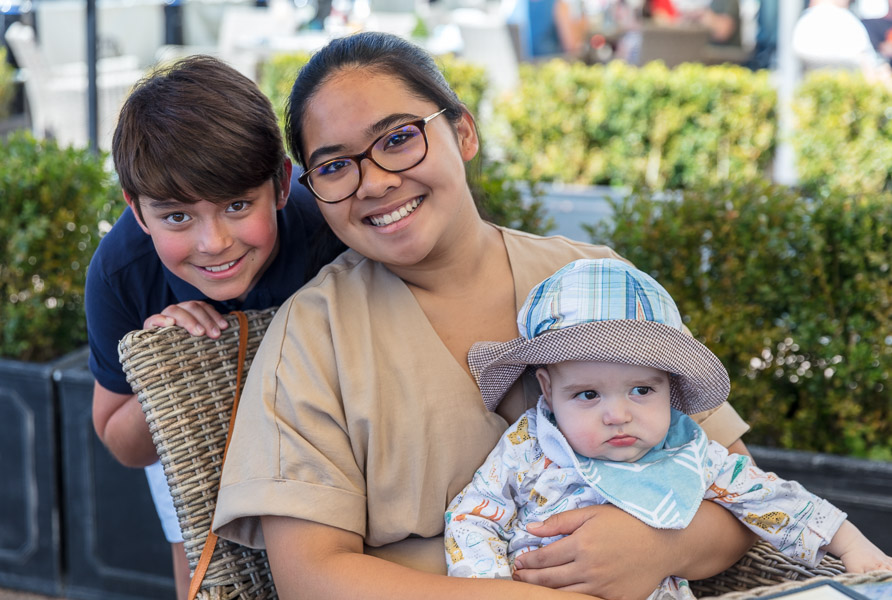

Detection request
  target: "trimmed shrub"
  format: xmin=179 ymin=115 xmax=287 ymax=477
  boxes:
xmin=792 ymin=69 xmax=892 ymax=196
xmin=587 ymin=182 xmax=892 ymax=460
xmin=259 ymin=52 xmax=488 ymax=128
xmin=495 ymin=59 xmax=776 ymax=190
xmin=0 ymin=48 xmax=15 ymax=121
xmin=1 ymin=132 xmax=119 ymax=361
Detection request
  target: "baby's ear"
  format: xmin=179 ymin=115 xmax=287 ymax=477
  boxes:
xmin=535 ymin=367 xmax=553 ymax=407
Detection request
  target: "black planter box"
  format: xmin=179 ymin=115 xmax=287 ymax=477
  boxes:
xmin=0 ymin=349 xmax=83 ymax=597
xmin=751 ymin=446 xmax=892 ymax=554
xmin=56 ymin=357 xmax=175 ymax=600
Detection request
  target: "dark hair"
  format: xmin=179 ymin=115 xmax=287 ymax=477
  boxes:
xmin=112 ymin=55 xmax=286 ymax=222
xmin=285 ymin=31 xmax=466 ymax=168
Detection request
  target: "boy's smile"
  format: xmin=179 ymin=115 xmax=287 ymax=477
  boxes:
xmin=128 ymin=177 xmax=287 ymax=303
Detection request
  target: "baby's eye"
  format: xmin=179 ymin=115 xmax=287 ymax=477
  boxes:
xmin=227 ymin=200 xmax=248 ymax=213
xmin=631 ymin=386 xmax=654 ymax=396
xmin=574 ymin=390 xmax=599 ymax=401
xmin=163 ymin=212 xmax=190 ymax=225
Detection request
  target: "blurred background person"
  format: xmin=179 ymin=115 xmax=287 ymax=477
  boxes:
xmin=507 ymin=0 xmax=588 ymax=58
xmin=860 ymin=0 xmax=892 ymax=62
xmin=748 ymin=0 xmax=779 ymax=69
xmin=679 ymin=0 xmax=742 ymax=46
xmin=793 ymin=0 xmax=892 ymax=85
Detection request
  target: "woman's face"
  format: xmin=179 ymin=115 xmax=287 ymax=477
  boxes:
xmin=300 ymin=69 xmax=479 ymax=269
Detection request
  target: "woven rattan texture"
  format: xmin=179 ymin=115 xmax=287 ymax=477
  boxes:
xmin=119 ymin=308 xmax=278 ymax=600
xmin=691 ymin=540 xmax=846 ymax=598
xmin=702 ymin=568 xmax=892 ymax=600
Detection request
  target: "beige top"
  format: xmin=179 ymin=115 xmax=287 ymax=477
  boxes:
xmin=214 ymin=226 xmax=749 ymax=573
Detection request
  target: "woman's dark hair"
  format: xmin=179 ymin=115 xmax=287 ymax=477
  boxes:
xmin=285 ymin=31 xmax=466 ymax=168
xmin=287 ymin=32 xmax=477 ymax=274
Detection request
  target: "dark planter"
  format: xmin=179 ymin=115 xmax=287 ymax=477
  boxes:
xmin=56 ymin=356 xmax=175 ymax=600
xmin=0 ymin=349 xmax=82 ymax=597
xmin=751 ymin=446 xmax=892 ymax=554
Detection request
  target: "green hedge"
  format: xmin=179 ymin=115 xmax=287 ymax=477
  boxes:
xmin=0 ymin=132 xmax=119 ymax=361
xmin=495 ymin=60 xmax=777 ymax=190
xmin=792 ymin=70 xmax=892 ymax=196
xmin=259 ymin=52 xmax=488 ymax=130
xmin=0 ymin=48 xmax=15 ymax=121
xmin=587 ymin=182 xmax=892 ymax=460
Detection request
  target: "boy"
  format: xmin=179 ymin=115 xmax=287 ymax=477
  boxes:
xmin=85 ymin=56 xmax=325 ymax=599
xmin=446 ymin=259 xmax=892 ymax=596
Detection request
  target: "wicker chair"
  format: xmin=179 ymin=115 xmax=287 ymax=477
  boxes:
xmin=119 ymin=307 xmax=871 ymax=599
xmin=119 ymin=308 xmax=278 ymax=600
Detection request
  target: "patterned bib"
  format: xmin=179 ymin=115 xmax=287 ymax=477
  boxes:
xmin=537 ymin=398 xmax=709 ymax=529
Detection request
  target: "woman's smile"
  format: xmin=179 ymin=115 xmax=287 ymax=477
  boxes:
xmin=367 ymin=196 xmax=423 ymax=227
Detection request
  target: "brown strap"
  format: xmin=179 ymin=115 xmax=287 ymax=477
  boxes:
xmin=187 ymin=311 xmax=250 ymax=600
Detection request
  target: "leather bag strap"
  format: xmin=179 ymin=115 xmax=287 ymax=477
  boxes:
xmin=187 ymin=310 xmax=250 ymax=600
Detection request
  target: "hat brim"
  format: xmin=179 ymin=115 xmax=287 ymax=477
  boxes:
xmin=469 ymin=320 xmax=729 ymax=414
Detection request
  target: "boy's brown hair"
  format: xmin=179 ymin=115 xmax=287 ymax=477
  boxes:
xmin=112 ymin=55 xmax=286 ymax=222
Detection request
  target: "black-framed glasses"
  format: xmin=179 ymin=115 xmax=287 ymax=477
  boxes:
xmin=298 ymin=108 xmax=448 ymax=204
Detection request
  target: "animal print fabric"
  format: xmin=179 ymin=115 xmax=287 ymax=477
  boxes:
xmin=445 ymin=403 xmax=846 ymax=597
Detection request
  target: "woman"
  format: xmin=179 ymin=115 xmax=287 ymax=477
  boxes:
xmin=214 ymin=32 xmax=755 ymax=600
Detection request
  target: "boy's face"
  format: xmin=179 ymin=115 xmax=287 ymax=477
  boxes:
xmin=127 ymin=169 xmax=290 ymax=303
xmin=536 ymin=361 xmax=672 ymax=463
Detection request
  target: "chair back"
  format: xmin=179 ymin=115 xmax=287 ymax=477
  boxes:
xmin=118 ymin=308 xmax=279 ymax=599
xmin=638 ymin=23 xmax=710 ymax=68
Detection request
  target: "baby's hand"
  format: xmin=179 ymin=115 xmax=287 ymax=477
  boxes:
xmin=143 ymin=300 xmax=229 ymax=338
xmin=830 ymin=521 xmax=892 ymax=573
xmin=839 ymin=544 xmax=892 ymax=574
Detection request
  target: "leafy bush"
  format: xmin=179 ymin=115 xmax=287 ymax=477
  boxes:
xmin=495 ymin=60 xmax=776 ymax=190
xmin=792 ymin=69 xmax=892 ymax=197
xmin=587 ymin=182 xmax=892 ymax=460
xmin=258 ymin=52 xmax=310 ymax=131
xmin=0 ymin=48 xmax=15 ymax=121
xmin=259 ymin=52 xmax=488 ymax=127
xmin=0 ymin=132 xmax=119 ymax=361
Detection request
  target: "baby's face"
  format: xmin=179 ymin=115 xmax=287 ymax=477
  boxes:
xmin=536 ymin=361 xmax=672 ymax=462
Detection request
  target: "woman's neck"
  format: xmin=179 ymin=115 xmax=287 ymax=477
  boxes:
xmin=388 ymin=216 xmax=504 ymax=295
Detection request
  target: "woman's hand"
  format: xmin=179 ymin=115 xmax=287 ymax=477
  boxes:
xmin=143 ymin=300 xmax=229 ymax=338
xmin=512 ymin=502 xmax=755 ymax=600
xmin=512 ymin=504 xmax=667 ymax=600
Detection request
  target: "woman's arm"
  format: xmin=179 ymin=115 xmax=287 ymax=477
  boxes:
xmin=262 ymin=516 xmax=597 ymax=600
xmin=512 ymin=501 xmax=756 ymax=600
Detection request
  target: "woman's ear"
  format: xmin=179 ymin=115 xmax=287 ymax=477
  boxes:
xmin=535 ymin=367 xmax=554 ymax=409
xmin=456 ymin=109 xmax=479 ymax=162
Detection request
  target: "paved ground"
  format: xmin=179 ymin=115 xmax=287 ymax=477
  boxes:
xmin=0 ymin=589 xmax=69 ymax=600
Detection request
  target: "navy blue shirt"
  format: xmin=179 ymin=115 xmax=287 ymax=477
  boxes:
xmin=86 ymin=183 xmax=324 ymax=394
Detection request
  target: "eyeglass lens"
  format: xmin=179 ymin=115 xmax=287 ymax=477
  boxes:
xmin=308 ymin=122 xmax=427 ymax=203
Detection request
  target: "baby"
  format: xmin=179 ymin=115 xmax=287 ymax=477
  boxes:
xmin=445 ymin=258 xmax=892 ymax=599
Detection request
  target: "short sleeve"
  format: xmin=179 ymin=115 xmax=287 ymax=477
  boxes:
xmin=86 ymin=250 xmax=143 ymax=394
xmin=214 ymin=288 xmax=368 ymax=548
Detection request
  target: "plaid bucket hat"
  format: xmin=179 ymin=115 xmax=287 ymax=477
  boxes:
xmin=468 ymin=258 xmax=730 ymax=414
